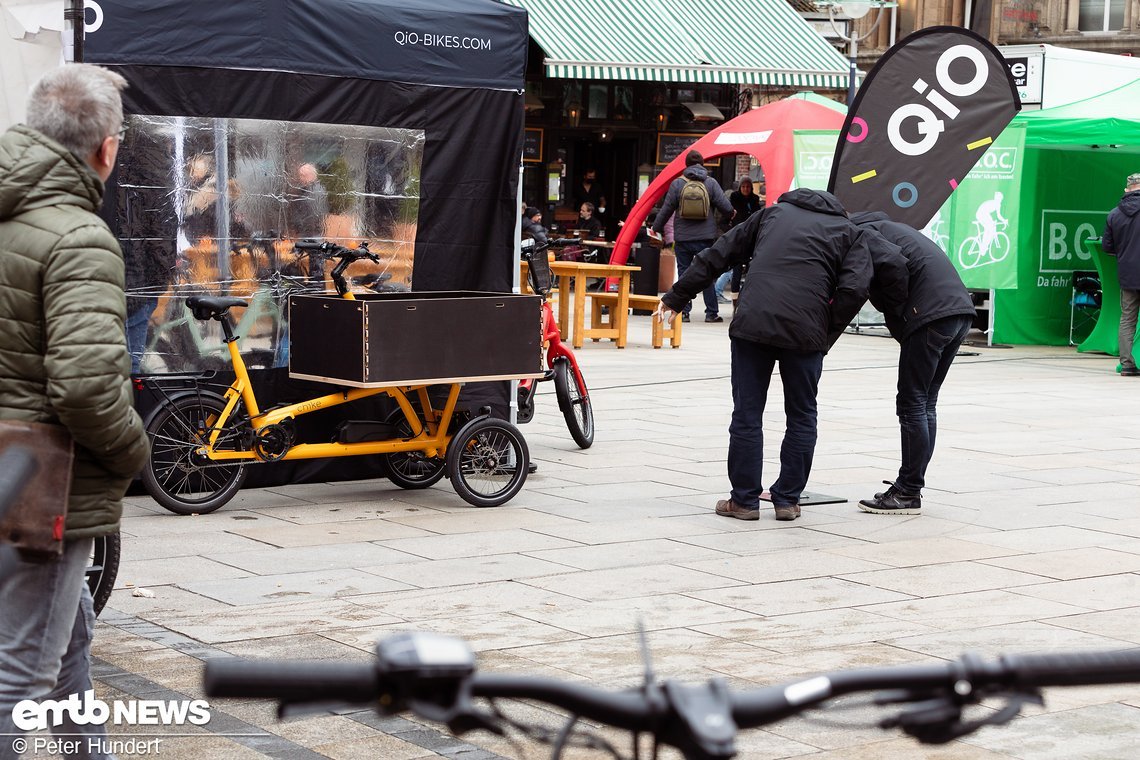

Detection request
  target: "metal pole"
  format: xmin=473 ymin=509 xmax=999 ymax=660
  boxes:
xmin=847 ymin=35 xmax=858 ymax=106
xmin=63 ymin=0 xmax=84 ymax=62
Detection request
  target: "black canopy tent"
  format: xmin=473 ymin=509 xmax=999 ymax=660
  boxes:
xmin=87 ymin=0 xmax=527 ymax=290
xmin=85 ymin=0 xmax=528 ymax=487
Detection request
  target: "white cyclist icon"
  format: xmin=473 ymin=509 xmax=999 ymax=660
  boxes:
xmin=958 ymin=191 xmax=1010 ymax=269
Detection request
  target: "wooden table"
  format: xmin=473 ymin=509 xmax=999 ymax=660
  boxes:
xmin=521 ymin=259 xmax=639 ymax=349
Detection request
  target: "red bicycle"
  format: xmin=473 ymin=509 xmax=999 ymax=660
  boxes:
xmin=517 ymin=238 xmax=594 ymax=448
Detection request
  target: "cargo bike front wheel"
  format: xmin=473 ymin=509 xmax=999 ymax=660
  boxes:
xmin=446 ymin=416 xmax=530 ymax=508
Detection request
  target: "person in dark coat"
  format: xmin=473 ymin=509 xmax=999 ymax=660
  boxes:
xmin=521 ymin=206 xmax=548 ymax=246
xmin=655 ymin=189 xmax=905 ymax=521
xmin=851 ymin=212 xmax=976 ymax=515
xmin=1102 ymin=172 xmax=1140 ymax=376
xmin=576 ymin=202 xmax=604 ymax=238
xmin=652 ymin=150 xmax=734 ymax=322
xmin=716 ymin=177 xmax=764 ymax=301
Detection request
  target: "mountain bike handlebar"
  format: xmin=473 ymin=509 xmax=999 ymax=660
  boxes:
xmin=203 ymin=632 xmax=1140 ymax=759
xmin=521 ymin=237 xmax=582 ymax=258
xmin=293 ymin=239 xmax=381 ymax=265
xmin=292 ymin=240 xmax=381 ymax=296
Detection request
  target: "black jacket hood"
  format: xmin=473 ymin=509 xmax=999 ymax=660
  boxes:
xmin=850 ymin=210 xmax=891 ymax=225
xmin=778 ymin=188 xmax=847 ymax=217
xmin=1119 ymin=190 xmax=1140 ymax=218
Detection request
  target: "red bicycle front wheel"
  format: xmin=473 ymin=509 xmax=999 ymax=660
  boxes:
xmin=553 ymin=359 xmax=594 ymax=449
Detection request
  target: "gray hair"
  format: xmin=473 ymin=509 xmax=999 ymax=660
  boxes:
xmin=26 ymin=64 xmax=127 ymax=158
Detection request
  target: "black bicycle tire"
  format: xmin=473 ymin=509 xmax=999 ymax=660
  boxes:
xmin=446 ymin=417 xmax=529 ymax=508
xmin=553 ymin=359 xmax=594 ymax=449
xmin=381 ymin=409 xmax=447 ymax=490
xmin=87 ymin=532 xmax=120 ymax=617
xmin=142 ymin=394 xmax=248 ymax=515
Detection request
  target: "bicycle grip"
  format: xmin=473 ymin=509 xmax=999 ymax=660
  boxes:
xmin=1000 ymin=649 xmax=1140 ymax=688
xmin=204 ymin=659 xmax=380 ymax=704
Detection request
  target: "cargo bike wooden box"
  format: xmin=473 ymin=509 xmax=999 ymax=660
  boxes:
xmin=140 ymin=268 xmax=543 ymax=514
xmin=286 ymin=290 xmax=543 ymax=508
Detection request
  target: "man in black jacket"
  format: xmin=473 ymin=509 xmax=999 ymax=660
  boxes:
xmin=1102 ymin=172 xmax=1140 ymax=376
xmin=652 ymin=151 xmax=734 ymax=323
xmin=852 ymin=212 xmax=976 ymax=515
xmin=656 ymin=189 xmax=905 ymax=521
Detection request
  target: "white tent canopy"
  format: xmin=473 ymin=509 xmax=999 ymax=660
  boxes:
xmin=0 ymin=0 xmax=64 ymax=128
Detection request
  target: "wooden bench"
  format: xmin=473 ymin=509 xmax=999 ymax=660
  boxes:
xmin=587 ymin=292 xmax=682 ymax=348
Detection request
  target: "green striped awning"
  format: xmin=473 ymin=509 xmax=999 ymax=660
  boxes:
xmin=502 ymin=0 xmax=851 ymax=89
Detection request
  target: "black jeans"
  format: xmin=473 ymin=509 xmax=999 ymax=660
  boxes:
xmin=728 ymin=337 xmax=824 ymax=508
xmin=894 ymin=314 xmax=973 ymax=495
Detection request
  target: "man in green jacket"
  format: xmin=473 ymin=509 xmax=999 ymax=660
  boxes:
xmin=0 ymin=64 xmax=150 ymax=757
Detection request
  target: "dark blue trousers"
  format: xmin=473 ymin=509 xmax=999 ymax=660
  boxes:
xmin=728 ymin=337 xmax=824 ymax=508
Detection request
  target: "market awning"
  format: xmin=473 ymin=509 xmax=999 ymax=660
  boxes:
xmin=502 ymin=0 xmax=851 ymax=89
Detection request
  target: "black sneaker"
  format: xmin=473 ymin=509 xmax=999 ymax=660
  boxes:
xmin=681 ymin=313 xmax=691 ymax=323
xmin=705 ymin=315 xmax=724 ymax=323
xmin=859 ymin=485 xmax=921 ymax=515
xmin=1121 ymin=367 xmax=1140 ymax=376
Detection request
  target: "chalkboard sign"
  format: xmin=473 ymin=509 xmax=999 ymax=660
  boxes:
xmin=523 ymin=128 xmax=543 ymax=163
xmin=655 ymin=132 xmax=718 ymax=167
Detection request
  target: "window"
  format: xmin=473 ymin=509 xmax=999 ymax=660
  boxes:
xmin=613 ymin=86 xmax=634 ymax=120
xmin=1078 ymin=0 xmax=1125 ymax=31
xmin=587 ymin=84 xmax=608 ymax=119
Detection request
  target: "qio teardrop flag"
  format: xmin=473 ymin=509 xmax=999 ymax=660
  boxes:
xmin=827 ymin=26 xmax=1020 ymax=228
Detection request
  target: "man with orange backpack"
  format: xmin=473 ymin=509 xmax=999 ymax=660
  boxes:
xmin=652 ymin=150 xmax=733 ymax=322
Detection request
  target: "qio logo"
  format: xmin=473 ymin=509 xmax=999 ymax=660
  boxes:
xmin=12 ymin=690 xmax=211 ymax=731
xmin=887 ymin=44 xmax=991 ymax=157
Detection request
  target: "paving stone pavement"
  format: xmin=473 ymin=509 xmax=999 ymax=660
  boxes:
xmin=80 ymin=311 xmax=1140 ymax=759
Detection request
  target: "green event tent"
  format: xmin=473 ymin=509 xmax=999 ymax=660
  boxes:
xmin=989 ymin=79 xmax=1140 ymax=347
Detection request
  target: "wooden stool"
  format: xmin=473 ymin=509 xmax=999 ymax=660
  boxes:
xmin=588 ymin=292 xmax=682 ymax=348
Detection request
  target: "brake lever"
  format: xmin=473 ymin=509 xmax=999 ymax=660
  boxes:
xmin=880 ymin=688 xmax=1043 ymax=745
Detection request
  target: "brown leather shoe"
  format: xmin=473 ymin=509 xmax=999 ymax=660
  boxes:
xmin=715 ymin=499 xmax=759 ymax=521
xmin=773 ymin=504 xmax=801 ymax=521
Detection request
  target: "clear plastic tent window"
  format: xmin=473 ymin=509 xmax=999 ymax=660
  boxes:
xmin=115 ymin=115 xmax=425 ymax=375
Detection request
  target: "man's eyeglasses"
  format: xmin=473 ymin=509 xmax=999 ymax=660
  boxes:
xmin=115 ymin=124 xmax=128 ymax=140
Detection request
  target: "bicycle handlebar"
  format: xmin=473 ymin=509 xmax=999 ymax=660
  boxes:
xmin=293 ymin=239 xmax=380 ymax=265
xmin=203 ymin=632 xmax=1140 ymax=759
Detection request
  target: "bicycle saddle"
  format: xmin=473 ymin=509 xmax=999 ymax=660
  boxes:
xmin=186 ymin=295 xmax=249 ymax=321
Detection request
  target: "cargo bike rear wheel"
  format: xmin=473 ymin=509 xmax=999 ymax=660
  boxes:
xmin=446 ymin=416 xmax=529 ymax=508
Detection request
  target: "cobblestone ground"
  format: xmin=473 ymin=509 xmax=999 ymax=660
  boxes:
xmin=67 ymin=308 xmax=1140 ymax=759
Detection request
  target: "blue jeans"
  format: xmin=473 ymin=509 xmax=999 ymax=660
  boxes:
xmin=675 ymin=240 xmax=718 ymax=318
xmin=728 ymin=337 xmax=824 ymax=508
xmin=894 ymin=315 xmax=972 ymax=495
xmin=0 ymin=539 xmax=112 ymax=760
xmin=125 ymin=296 xmax=158 ymax=375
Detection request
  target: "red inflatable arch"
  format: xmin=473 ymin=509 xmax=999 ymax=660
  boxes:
xmin=610 ymin=94 xmax=846 ymax=269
